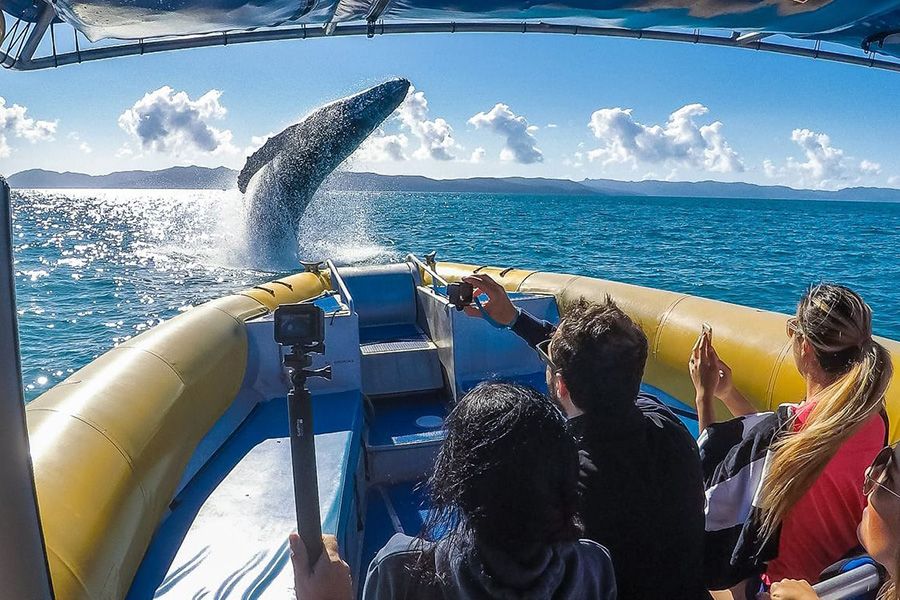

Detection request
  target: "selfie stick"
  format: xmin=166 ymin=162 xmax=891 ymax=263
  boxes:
xmin=284 ymin=342 xmax=332 ymax=568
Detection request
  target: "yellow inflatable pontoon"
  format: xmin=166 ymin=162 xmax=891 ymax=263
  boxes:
xmin=14 ymin=259 xmax=900 ymax=599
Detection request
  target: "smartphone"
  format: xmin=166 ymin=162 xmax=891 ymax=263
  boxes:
xmin=701 ymin=322 xmax=713 ymax=339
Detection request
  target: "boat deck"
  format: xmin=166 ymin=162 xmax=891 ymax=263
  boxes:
xmin=126 ymin=262 xmax=700 ymax=599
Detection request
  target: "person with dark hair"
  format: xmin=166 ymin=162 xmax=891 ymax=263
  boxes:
xmin=462 ymin=274 xmax=707 ymax=600
xmin=362 ymin=381 xmax=616 ymax=599
xmin=289 ymin=382 xmax=615 ymax=600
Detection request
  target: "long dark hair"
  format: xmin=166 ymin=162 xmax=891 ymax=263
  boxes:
xmin=414 ymin=382 xmax=582 ymax=582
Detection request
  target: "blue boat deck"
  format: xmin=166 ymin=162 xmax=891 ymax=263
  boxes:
xmin=127 ymin=262 xmax=701 ymax=599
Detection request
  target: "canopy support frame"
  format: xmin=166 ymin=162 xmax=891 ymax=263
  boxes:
xmin=0 ymin=177 xmax=55 ymax=599
xmin=2 ymin=20 xmax=900 ymax=72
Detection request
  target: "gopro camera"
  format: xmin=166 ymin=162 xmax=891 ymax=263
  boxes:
xmin=274 ymin=303 xmax=325 ymax=347
xmin=447 ymin=282 xmax=474 ymax=311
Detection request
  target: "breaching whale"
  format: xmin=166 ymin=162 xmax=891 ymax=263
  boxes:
xmin=239 ymin=78 xmax=411 ymax=263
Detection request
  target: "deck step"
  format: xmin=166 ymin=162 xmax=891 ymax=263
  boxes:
xmin=359 ymin=329 xmax=443 ymax=397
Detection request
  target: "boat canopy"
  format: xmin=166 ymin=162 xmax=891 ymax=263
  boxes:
xmin=2 ymin=0 xmax=900 ymax=71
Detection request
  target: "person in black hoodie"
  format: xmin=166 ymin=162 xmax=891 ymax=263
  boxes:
xmin=291 ymin=381 xmax=617 ymax=599
xmin=462 ymin=274 xmax=707 ymax=600
xmin=362 ymin=381 xmax=616 ymax=599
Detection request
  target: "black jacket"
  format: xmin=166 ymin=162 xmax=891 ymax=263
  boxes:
xmin=512 ymin=309 xmax=708 ymax=599
xmin=363 ymin=533 xmax=617 ymax=599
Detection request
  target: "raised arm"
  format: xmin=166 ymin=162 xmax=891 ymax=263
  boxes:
xmin=704 ymin=330 xmax=756 ymax=418
xmin=462 ymin=273 xmax=555 ymax=348
xmin=689 ymin=326 xmax=756 ymax=433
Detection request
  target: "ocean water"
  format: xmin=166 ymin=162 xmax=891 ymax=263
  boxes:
xmin=10 ymin=188 xmax=900 ymax=401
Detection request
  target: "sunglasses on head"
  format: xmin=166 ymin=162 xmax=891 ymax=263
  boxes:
xmin=536 ymin=338 xmax=560 ymax=372
xmin=786 ymin=317 xmax=802 ymax=338
xmin=864 ymin=444 xmax=900 ymax=501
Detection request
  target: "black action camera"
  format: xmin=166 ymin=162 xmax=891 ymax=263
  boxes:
xmin=274 ymin=302 xmax=325 ymax=347
xmin=447 ymin=281 xmax=474 ymax=311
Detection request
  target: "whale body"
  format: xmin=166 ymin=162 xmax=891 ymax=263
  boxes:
xmin=239 ymin=78 xmax=411 ymax=263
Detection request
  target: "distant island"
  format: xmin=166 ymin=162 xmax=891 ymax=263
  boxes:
xmin=6 ymin=166 xmax=900 ymax=202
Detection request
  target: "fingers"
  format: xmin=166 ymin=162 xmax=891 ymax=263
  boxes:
xmin=463 ymin=274 xmax=505 ymax=296
xmin=718 ymin=359 xmax=732 ymax=376
xmin=289 ymin=532 xmax=309 ymax=574
xmin=322 ymin=534 xmax=340 ymax=560
xmin=691 ymin=331 xmax=703 ymax=358
xmin=463 ymin=306 xmax=481 ymax=318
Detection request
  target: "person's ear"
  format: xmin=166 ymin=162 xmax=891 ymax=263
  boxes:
xmin=555 ymin=374 xmax=570 ymax=403
xmin=801 ymin=338 xmax=815 ymax=361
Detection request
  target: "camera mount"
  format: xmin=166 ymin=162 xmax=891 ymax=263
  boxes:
xmin=274 ymin=303 xmax=332 ymax=568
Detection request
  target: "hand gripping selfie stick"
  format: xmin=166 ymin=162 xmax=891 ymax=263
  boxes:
xmin=275 ymin=303 xmax=332 ymax=568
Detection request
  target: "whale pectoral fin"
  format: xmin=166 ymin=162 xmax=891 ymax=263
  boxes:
xmin=238 ymin=127 xmax=294 ymax=193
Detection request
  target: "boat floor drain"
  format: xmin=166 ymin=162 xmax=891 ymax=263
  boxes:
xmin=415 ymin=415 xmax=443 ymax=429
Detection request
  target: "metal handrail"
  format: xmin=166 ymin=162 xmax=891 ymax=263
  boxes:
xmin=325 ymin=260 xmax=354 ymax=313
xmin=812 ymin=562 xmax=882 ymax=600
xmin=406 ymin=253 xmax=448 ymax=289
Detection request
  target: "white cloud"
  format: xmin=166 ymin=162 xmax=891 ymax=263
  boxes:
xmin=766 ymin=129 xmax=881 ymax=190
xmin=859 ymin=160 xmax=881 ymax=175
xmin=586 ymin=104 xmax=743 ymax=173
xmin=68 ymin=132 xmax=92 ymax=154
xmin=563 ymin=151 xmax=585 ymax=169
xmin=118 ymin=86 xmax=236 ymax=156
xmin=546 ymin=123 xmax=558 ymax=129
xmin=115 ymin=144 xmax=135 ymax=159
xmin=397 ymin=87 xmax=459 ymax=161
xmin=468 ymin=103 xmax=543 ymax=164
xmin=356 ymin=130 xmax=410 ymax=162
xmin=888 ymin=175 xmax=900 ymax=188
xmin=352 ymin=87 xmax=459 ymax=163
xmin=469 ymin=147 xmax=486 ymax=163
xmin=0 ymin=96 xmax=57 ymax=158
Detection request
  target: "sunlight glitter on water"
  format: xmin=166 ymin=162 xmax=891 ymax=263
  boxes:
xmin=10 ymin=188 xmax=900 ymax=400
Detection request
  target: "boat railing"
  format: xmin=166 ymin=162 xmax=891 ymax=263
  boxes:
xmin=812 ymin=561 xmax=882 ymax=600
xmin=406 ymin=253 xmax=448 ymax=290
xmin=326 ymin=259 xmax=355 ymax=314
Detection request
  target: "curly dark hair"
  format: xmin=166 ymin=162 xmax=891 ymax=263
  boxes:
xmin=551 ymin=296 xmax=649 ymax=416
xmin=414 ymin=381 xmax=582 ymax=580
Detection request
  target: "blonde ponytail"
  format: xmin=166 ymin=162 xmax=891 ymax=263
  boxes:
xmin=758 ymin=285 xmax=893 ymax=541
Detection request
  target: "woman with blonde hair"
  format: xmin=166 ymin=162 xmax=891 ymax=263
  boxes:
xmin=691 ymin=284 xmax=892 ymax=597
xmin=765 ymin=443 xmax=900 ymax=600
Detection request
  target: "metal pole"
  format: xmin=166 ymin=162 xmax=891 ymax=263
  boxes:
xmin=16 ymin=3 xmax=57 ymax=66
xmin=0 ymin=177 xmax=54 ymax=599
xmin=286 ymin=359 xmax=324 ymax=567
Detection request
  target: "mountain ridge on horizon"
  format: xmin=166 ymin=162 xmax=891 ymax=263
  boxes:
xmin=5 ymin=166 xmax=900 ymax=202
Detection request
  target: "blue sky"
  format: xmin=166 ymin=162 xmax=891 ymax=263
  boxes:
xmin=2 ymin=32 xmax=900 ymax=189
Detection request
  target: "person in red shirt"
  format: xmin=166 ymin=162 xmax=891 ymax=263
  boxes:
xmin=692 ymin=283 xmax=892 ymax=598
xmin=764 ymin=443 xmax=900 ymax=600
